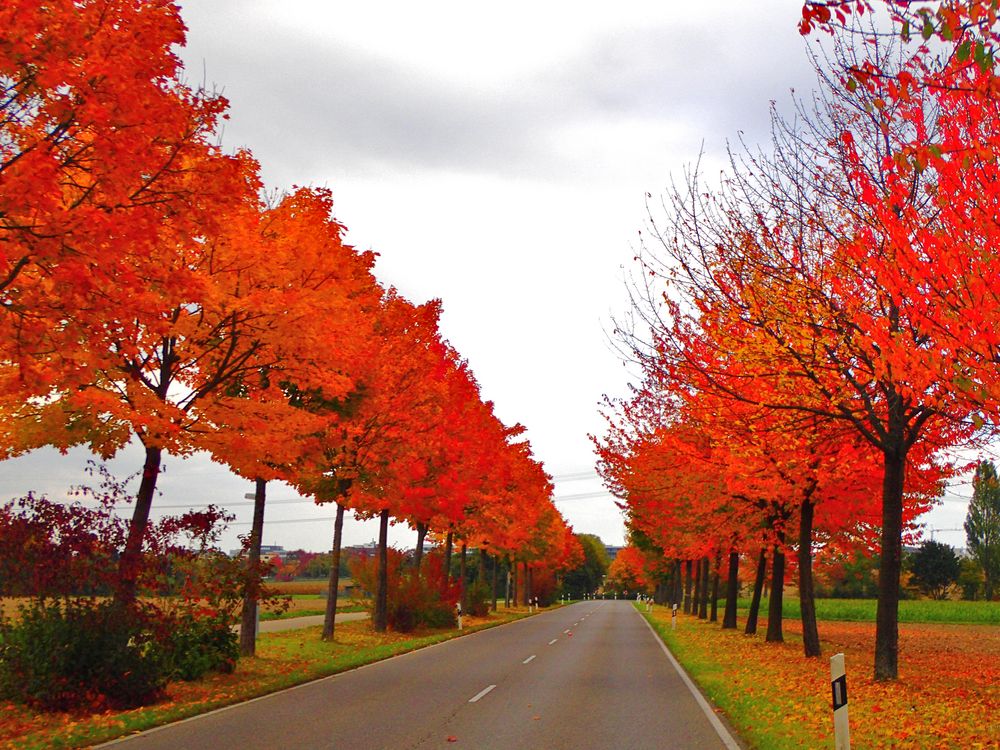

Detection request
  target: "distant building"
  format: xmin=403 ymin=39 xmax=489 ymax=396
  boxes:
xmin=228 ymin=544 xmax=285 ymax=561
xmin=605 ymin=545 xmax=623 ymax=562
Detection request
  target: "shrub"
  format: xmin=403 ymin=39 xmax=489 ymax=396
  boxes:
xmin=165 ymin=612 xmax=239 ymax=681
xmin=350 ymin=549 xmax=459 ymax=632
xmin=0 ymin=466 xmax=261 ymax=712
xmin=530 ymin=568 xmax=558 ymax=606
xmin=0 ymin=599 xmax=168 ymax=711
xmin=388 ymin=567 xmax=458 ymax=632
xmin=908 ymin=540 xmax=961 ymax=599
xmin=463 ymin=580 xmax=492 ymax=617
xmin=0 ymin=599 xmax=243 ymax=710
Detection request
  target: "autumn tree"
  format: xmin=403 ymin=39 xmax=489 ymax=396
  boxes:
xmin=615 ymin=15 xmax=978 ymax=672
xmin=605 ymin=546 xmax=650 ymax=596
xmin=793 ymin=0 xmax=1000 ymax=672
xmin=193 ymin=187 xmax=379 ymax=653
xmin=0 ymin=0 xmax=309 ymax=605
xmin=0 ymin=0 xmax=245 ymax=451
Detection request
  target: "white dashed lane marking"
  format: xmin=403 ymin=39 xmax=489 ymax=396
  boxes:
xmin=469 ymin=685 xmax=496 ymax=703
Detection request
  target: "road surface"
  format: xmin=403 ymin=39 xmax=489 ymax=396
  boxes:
xmin=102 ymin=601 xmax=743 ymax=749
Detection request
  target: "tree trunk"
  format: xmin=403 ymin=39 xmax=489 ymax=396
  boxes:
xmin=698 ymin=556 xmax=710 ymax=619
xmin=745 ymin=547 xmax=767 ymax=635
xmin=766 ymin=543 xmax=785 ymax=643
xmin=798 ymin=496 xmax=821 ymax=658
xmin=709 ymin=553 xmax=721 ymax=623
xmin=240 ymin=478 xmax=267 ymax=656
xmin=523 ymin=562 xmax=531 ymax=605
xmin=723 ymin=549 xmax=739 ymax=629
xmin=322 ymin=502 xmax=346 ymax=641
xmin=692 ymin=558 xmax=702 ymax=617
xmin=116 ymin=444 xmax=162 ymax=604
xmin=875 ymin=447 xmax=906 ymax=680
xmin=414 ymin=522 xmax=427 ymax=571
xmin=459 ymin=543 xmax=468 ymax=605
xmin=509 ymin=558 xmax=516 ymax=607
xmin=683 ymin=559 xmax=694 ymax=614
xmin=672 ymin=558 xmax=683 ymax=608
xmin=444 ymin=529 xmax=454 ymax=582
xmin=373 ymin=509 xmax=390 ymax=632
xmin=491 ymin=552 xmax=499 ymax=611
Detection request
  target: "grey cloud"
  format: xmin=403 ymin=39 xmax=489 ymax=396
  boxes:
xmin=182 ymin=12 xmax=817 ymax=186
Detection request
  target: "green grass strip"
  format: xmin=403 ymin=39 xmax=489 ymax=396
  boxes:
xmin=735 ymin=597 xmax=999 ymax=624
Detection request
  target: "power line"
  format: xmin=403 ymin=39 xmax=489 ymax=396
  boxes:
xmin=55 ymin=498 xmax=316 ymax=511
xmin=551 ymin=471 xmax=599 ymax=483
xmin=552 ymin=491 xmax=616 ymax=502
xmin=230 ymin=516 xmax=337 ymax=526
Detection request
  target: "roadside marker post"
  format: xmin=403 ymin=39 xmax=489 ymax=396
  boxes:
xmin=831 ymin=653 xmax=850 ymax=750
xmin=457 ymin=601 xmax=463 ymax=630
xmin=671 ymin=603 xmax=678 ymax=630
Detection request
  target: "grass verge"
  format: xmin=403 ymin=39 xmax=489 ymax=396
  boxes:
xmin=736 ymin=597 xmax=1000 ymax=625
xmin=1 ymin=609 xmax=532 ymax=750
xmin=643 ymin=605 xmax=999 ymax=749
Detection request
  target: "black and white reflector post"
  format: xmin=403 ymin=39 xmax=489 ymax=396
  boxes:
xmin=830 ymin=653 xmax=850 ymax=750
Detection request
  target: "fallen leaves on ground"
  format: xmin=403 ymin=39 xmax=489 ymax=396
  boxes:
xmin=651 ymin=610 xmax=999 ymax=749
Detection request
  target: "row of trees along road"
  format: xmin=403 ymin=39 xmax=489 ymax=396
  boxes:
xmin=598 ymin=0 xmax=1000 ymax=681
xmin=0 ymin=0 xmax=581 ymax=659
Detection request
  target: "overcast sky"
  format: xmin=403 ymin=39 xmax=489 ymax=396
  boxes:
xmin=1 ymin=1 xmax=973 ymax=552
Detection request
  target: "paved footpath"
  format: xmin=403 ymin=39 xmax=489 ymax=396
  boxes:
xmin=254 ymin=611 xmax=368 ymax=634
xmin=103 ymin=601 xmax=744 ymax=750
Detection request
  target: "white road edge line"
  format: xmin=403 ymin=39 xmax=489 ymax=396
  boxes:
xmin=469 ymin=684 xmax=496 ymax=703
xmin=548 ymin=638 xmax=558 ymax=645
xmin=523 ymin=654 xmax=536 ymax=664
xmin=637 ymin=610 xmax=742 ymax=750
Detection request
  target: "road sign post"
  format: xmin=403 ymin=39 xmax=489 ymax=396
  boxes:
xmin=831 ymin=653 xmax=850 ymax=750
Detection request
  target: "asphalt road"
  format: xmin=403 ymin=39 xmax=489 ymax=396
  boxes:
xmin=102 ymin=601 xmax=743 ymax=750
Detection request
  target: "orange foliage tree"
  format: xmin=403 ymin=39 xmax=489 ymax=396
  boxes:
xmin=608 ymin=29 xmax=981 ymax=673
